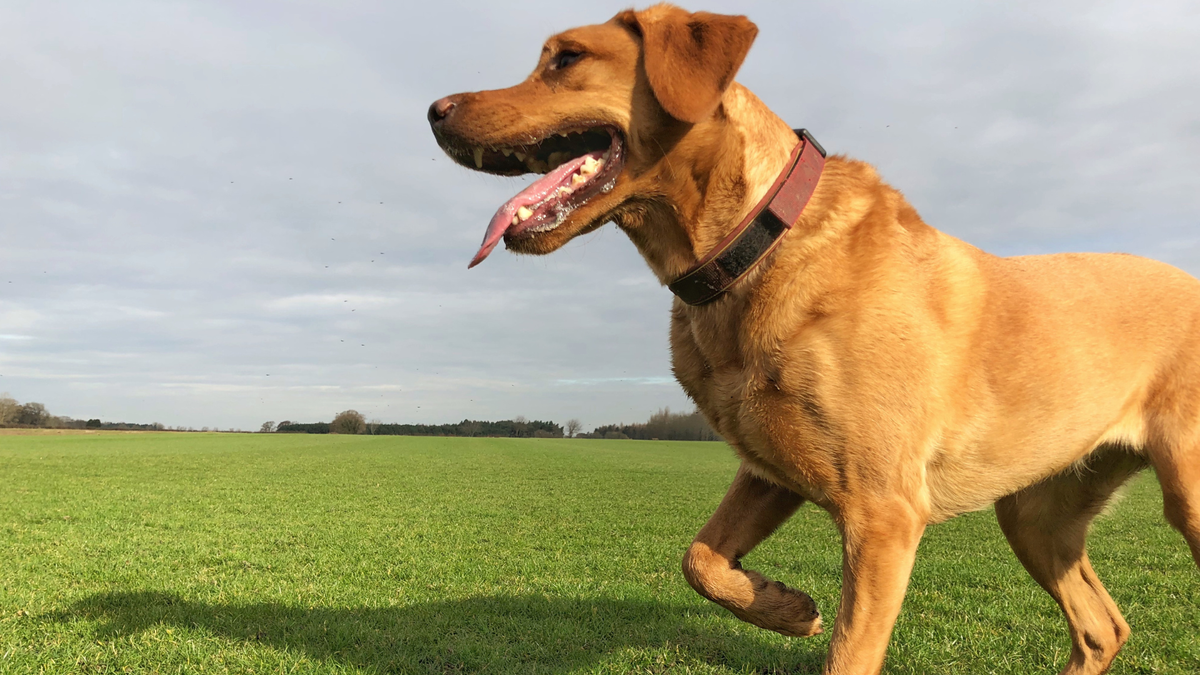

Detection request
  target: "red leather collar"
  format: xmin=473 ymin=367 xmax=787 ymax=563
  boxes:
xmin=668 ymin=129 xmax=826 ymax=306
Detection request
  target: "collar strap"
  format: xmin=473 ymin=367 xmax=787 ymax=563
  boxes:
xmin=668 ymin=128 xmax=826 ymax=306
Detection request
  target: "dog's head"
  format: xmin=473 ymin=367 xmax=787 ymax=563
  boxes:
xmin=428 ymin=4 xmax=758 ymax=267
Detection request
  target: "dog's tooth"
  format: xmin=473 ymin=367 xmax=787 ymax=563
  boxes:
xmin=516 ymin=206 xmax=534 ymax=222
xmin=511 ymin=214 xmax=520 ymax=226
xmin=559 ymin=132 xmax=569 ymax=137
xmin=501 ymin=148 xmax=512 ymax=157
xmin=514 ymin=151 xmax=526 ymax=161
xmin=473 ymin=147 xmax=483 ymax=169
xmin=571 ymin=173 xmax=588 ymax=187
xmin=557 ymin=186 xmax=572 ymax=197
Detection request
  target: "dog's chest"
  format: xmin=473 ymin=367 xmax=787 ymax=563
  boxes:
xmin=670 ymin=304 xmax=845 ymax=499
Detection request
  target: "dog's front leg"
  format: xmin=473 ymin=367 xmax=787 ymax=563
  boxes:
xmin=824 ymin=497 xmax=927 ymax=675
xmin=682 ymin=462 xmax=823 ymax=636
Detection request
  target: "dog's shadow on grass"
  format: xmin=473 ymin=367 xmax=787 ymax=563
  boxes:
xmin=55 ymin=590 xmax=824 ymax=673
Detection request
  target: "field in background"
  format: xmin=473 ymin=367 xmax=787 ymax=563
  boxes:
xmin=0 ymin=433 xmax=1196 ymax=674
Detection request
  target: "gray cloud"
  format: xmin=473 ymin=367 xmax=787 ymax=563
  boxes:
xmin=1 ymin=0 xmax=1198 ymax=429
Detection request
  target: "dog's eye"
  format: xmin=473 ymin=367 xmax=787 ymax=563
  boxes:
xmin=553 ymin=51 xmax=583 ymax=70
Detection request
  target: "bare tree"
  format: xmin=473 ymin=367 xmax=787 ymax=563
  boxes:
xmin=366 ymin=419 xmax=381 ymax=435
xmin=648 ymin=406 xmax=672 ymax=440
xmin=0 ymin=394 xmax=19 ymax=426
xmin=566 ymin=418 xmax=582 ymax=438
xmin=512 ymin=415 xmax=528 ymax=437
xmin=260 ymin=421 xmax=276 ymax=433
xmin=331 ymin=409 xmax=366 ymax=435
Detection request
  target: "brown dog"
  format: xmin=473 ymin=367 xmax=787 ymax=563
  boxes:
xmin=428 ymin=5 xmax=1200 ymax=674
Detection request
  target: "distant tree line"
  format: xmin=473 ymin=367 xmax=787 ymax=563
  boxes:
xmin=1 ymin=392 xmax=720 ymax=441
xmin=276 ymin=411 xmax=564 ymax=438
xmin=271 ymin=407 xmax=719 ymax=441
xmin=577 ymin=407 xmax=721 ymax=441
xmin=0 ymin=393 xmax=166 ymax=431
xmin=274 ymin=421 xmax=331 ymax=434
xmin=374 ymin=418 xmax=564 ymax=438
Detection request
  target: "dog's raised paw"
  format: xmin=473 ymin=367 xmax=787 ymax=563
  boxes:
xmin=735 ymin=574 xmax=823 ymax=637
xmin=771 ymin=586 xmax=823 ymax=637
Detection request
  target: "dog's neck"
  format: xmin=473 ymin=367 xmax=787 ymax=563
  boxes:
xmin=617 ymin=84 xmax=802 ymax=290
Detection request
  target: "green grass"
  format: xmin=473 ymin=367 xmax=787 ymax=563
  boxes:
xmin=0 ymin=432 xmax=1195 ymax=674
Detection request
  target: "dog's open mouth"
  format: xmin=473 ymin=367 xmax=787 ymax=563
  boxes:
xmin=464 ymin=126 xmax=625 ymax=267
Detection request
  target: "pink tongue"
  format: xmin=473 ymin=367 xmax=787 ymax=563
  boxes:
xmin=468 ymin=152 xmax=600 ymax=268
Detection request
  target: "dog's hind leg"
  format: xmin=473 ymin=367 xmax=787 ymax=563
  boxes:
xmin=1144 ymin=339 xmax=1200 ymax=566
xmin=1143 ymin=335 xmax=1200 ymax=564
xmin=1151 ymin=435 xmax=1200 ymax=566
xmin=682 ymin=462 xmax=823 ymax=637
xmin=1158 ymin=470 xmax=1200 ymax=566
xmin=995 ymin=448 xmax=1146 ymax=675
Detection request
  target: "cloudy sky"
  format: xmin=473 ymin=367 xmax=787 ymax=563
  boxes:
xmin=1 ymin=0 xmax=1198 ymax=431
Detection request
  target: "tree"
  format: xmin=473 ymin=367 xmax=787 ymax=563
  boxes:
xmin=260 ymin=421 xmax=276 ymax=433
xmin=330 ymin=409 xmax=366 ymax=435
xmin=648 ymin=407 xmax=672 ymax=439
xmin=366 ymin=419 xmax=381 ymax=435
xmin=17 ymin=402 xmax=48 ymax=427
xmin=512 ymin=415 xmax=528 ymax=437
xmin=86 ymin=418 xmax=102 ymax=428
xmin=566 ymin=419 xmax=582 ymax=438
xmin=0 ymin=394 xmax=20 ymax=426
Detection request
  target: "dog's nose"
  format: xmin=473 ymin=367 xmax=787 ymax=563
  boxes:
xmin=427 ymin=96 xmax=457 ymax=127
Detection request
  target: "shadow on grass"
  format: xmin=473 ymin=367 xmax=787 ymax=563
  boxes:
xmin=53 ymin=590 xmax=824 ymax=673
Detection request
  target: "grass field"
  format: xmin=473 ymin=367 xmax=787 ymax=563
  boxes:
xmin=0 ymin=432 xmax=1196 ymax=674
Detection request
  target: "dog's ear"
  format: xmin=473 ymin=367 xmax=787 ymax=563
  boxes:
xmin=616 ymin=6 xmax=758 ymax=124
